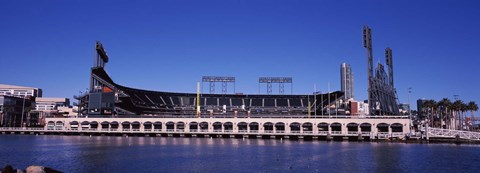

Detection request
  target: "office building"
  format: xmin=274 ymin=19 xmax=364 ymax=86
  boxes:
xmin=340 ymin=63 xmax=354 ymax=100
xmin=0 ymin=95 xmax=35 ymax=127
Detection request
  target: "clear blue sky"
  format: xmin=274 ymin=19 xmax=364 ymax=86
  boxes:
xmin=1 ymin=0 xmax=479 ymax=110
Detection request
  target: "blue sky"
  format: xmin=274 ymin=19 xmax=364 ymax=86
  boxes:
xmin=1 ymin=0 xmax=479 ymax=110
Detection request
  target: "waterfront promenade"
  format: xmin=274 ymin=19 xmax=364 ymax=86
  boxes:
xmin=1 ymin=116 xmax=411 ymax=140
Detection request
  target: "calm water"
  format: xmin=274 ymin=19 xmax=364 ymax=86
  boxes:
xmin=1 ymin=135 xmax=479 ymax=173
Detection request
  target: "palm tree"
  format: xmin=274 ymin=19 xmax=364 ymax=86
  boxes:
xmin=461 ymin=102 xmax=468 ymax=130
xmin=422 ymin=100 xmax=431 ymax=126
xmin=453 ymin=100 xmax=464 ymax=130
xmin=438 ymin=98 xmax=452 ymax=129
xmin=467 ymin=101 xmax=478 ymax=131
xmin=432 ymin=100 xmax=439 ymax=127
xmin=423 ymin=100 xmax=437 ymax=127
xmin=447 ymin=101 xmax=454 ymax=129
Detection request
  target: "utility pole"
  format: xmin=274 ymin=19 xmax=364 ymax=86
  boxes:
xmin=321 ymin=91 xmax=323 ymax=116
xmin=314 ymin=84 xmax=317 ymax=118
xmin=196 ymin=82 xmax=201 ymax=118
xmin=308 ymin=96 xmax=311 ymax=118
xmin=328 ymin=82 xmax=331 ymax=116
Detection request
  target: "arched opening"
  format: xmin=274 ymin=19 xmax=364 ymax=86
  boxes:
xmin=101 ymin=121 xmax=109 ymax=129
xmin=330 ymin=123 xmax=342 ymax=134
xmin=153 ymin=121 xmax=162 ymax=131
xmin=360 ymin=123 xmax=372 ymax=134
xmin=81 ymin=121 xmax=90 ymax=130
xmin=224 ymin=122 xmax=233 ymax=132
xmin=47 ymin=121 xmax=55 ymax=130
xmin=121 ymin=121 xmax=131 ymax=131
xmin=110 ymin=121 xmax=119 ymax=130
xmin=199 ymin=122 xmax=208 ymax=132
xmin=166 ymin=121 xmax=175 ymax=131
xmin=143 ymin=121 xmax=152 ymax=131
xmin=249 ymin=122 xmax=259 ymax=132
xmin=176 ymin=122 xmax=185 ymax=132
xmin=290 ymin=122 xmax=301 ymax=133
xmin=213 ymin=122 xmax=222 ymax=132
xmin=377 ymin=123 xmax=390 ymax=133
xmin=131 ymin=121 xmax=140 ymax=131
xmin=275 ymin=122 xmax=285 ymax=133
xmin=55 ymin=121 xmax=63 ymax=130
xmin=302 ymin=122 xmax=313 ymax=133
xmin=391 ymin=123 xmax=403 ymax=132
xmin=317 ymin=123 xmax=329 ymax=133
xmin=347 ymin=123 xmax=359 ymax=134
xmin=263 ymin=122 xmax=274 ymax=132
xmin=189 ymin=122 xmax=198 ymax=132
xmin=238 ymin=122 xmax=248 ymax=132
xmin=90 ymin=121 xmax=98 ymax=129
xmin=70 ymin=121 xmax=79 ymax=129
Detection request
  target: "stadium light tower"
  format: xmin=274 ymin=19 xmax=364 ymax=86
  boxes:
xmin=363 ymin=26 xmax=373 ymax=115
xmin=259 ymin=77 xmax=293 ymax=95
xmin=202 ymin=76 xmax=235 ymax=94
xmin=363 ymin=25 xmax=400 ymax=115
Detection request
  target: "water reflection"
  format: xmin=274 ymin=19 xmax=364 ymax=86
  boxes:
xmin=1 ymin=135 xmax=480 ymax=173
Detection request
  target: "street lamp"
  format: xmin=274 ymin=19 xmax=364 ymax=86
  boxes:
xmin=20 ymin=95 xmax=26 ymax=128
xmin=408 ymin=87 xmax=412 ymax=134
xmin=453 ymin=94 xmax=459 ymax=130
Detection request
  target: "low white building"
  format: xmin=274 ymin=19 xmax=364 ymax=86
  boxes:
xmin=0 ymin=84 xmax=42 ymax=97
xmin=350 ymin=100 xmax=369 ymax=116
xmin=35 ymin=97 xmax=70 ymax=111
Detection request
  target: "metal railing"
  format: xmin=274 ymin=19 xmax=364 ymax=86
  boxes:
xmin=46 ymin=114 xmax=410 ymax=119
xmin=0 ymin=127 xmax=407 ymax=138
xmin=347 ymin=131 xmax=359 ymax=135
xmin=428 ymin=127 xmax=480 ymax=140
xmin=331 ymin=131 xmax=342 ymax=135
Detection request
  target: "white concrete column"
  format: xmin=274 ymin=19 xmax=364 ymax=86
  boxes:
xmin=300 ymin=123 xmax=303 ymax=134
xmin=313 ymin=123 xmax=318 ymax=134
xmin=259 ymin=123 xmax=263 ymax=133
xmin=285 ymin=123 xmax=290 ymax=133
xmin=162 ymin=121 xmax=166 ymax=132
xmin=357 ymin=125 xmax=360 ymax=134
xmin=328 ymin=125 xmax=331 ymax=135
xmin=388 ymin=125 xmax=392 ymax=135
xmin=185 ymin=122 xmax=190 ymax=132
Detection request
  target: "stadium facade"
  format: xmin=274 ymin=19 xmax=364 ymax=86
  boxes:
xmin=76 ymin=42 xmax=344 ymax=117
xmin=15 ymin=27 xmax=412 ymax=140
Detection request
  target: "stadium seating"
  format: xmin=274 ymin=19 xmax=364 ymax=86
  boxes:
xmin=91 ymin=67 xmax=344 ymax=116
